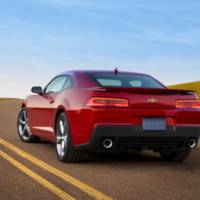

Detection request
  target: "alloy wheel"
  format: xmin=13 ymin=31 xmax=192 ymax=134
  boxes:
xmin=56 ymin=117 xmax=68 ymax=158
xmin=18 ymin=110 xmax=31 ymax=140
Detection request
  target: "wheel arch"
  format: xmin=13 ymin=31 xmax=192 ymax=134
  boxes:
xmin=54 ymin=106 xmax=69 ymax=133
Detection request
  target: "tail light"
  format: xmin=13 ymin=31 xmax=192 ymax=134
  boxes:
xmin=86 ymin=97 xmax=129 ymax=107
xmin=176 ymin=100 xmax=200 ymax=109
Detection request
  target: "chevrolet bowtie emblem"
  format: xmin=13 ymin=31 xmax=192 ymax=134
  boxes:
xmin=147 ymin=98 xmax=159 ymax=103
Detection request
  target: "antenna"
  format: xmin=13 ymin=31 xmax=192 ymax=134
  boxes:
xmin=114 ymin=67 xmax=118 ymax=75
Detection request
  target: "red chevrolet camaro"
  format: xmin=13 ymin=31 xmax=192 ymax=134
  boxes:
xmin=17 ymin=70 xmax=200 ymax=162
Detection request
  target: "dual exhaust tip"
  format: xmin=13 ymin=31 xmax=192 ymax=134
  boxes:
xmin=188 ymin=138 xmax=196 ymax=149
xmin=102 ymin=138 xmax=113 ymax=149
xmin=102 ymin=137 xmax=197 ymax=149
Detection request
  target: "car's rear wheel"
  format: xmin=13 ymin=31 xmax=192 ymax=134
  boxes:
xmin=17 ymin=108 xmax=40 ymax=142
xmin=160 ymin=149 xmax=191 ymax=162
xmin=56 ymin=112 xmax=85 ymax=163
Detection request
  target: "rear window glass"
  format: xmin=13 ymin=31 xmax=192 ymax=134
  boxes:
xmin=88 ymin=73 xmax=165 ymax=89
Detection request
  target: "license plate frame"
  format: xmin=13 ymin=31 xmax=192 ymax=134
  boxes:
xmin=142 ymin=118 xmax=166 ymax=131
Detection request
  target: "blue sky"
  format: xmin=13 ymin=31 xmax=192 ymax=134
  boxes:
xmin=0 ymin=0 xmax=200 ymax=98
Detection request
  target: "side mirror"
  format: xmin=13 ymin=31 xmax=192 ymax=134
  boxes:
xmin=31 ymin=86 xmax=43 ymax=94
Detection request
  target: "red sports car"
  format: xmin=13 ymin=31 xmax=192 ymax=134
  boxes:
xmin=18 ymin=70 xmax=200 ymax=162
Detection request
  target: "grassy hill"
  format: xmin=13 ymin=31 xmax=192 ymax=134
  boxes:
xmin=1 ymin=82 xmax=200 ymax=102
xmin=169 ymin=81 xmax=200 ymax=98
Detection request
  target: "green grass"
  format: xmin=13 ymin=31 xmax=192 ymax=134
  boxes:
xmin=168 ymin=81 xmax=200 ymax=98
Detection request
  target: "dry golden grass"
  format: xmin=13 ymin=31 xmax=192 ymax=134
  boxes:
xmin=0 ymin=98 xmax=20 ymax=102
xmin=169 ymin=81 xmax=200 ymax=98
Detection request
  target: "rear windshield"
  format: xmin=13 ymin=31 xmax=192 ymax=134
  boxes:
xmin=88 ymin=72 xmax=165 ymax=89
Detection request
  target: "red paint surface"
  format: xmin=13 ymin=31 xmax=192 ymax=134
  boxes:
xmin=24 ymin=71 xmax=200 ymax=145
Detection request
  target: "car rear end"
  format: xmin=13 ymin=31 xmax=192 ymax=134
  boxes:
xmin=73 ymin=71 xmax=200 ymax=159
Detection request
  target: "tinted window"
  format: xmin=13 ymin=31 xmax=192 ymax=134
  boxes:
xmin=97 ymin=79 xmax=121 ymax=86
xmin=88 ymin=73 xmax=165 ymax=89
xmin=45 ymin=76 xmax=68 ymax=93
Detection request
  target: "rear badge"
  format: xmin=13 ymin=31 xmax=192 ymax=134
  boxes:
xmin=147 ymin=98 xmax=159 ymax=103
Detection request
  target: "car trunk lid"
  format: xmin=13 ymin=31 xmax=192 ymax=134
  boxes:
xmin=89 ymin=86 xmax=195 ymax=109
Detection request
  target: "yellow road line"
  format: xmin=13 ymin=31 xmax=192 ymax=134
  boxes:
xmin=0 ymin=150 xmax=75 ymax=200
xmin=0 ymin=138 xmax=113 ymax=200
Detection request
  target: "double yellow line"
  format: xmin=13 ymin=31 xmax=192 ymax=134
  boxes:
xmin=0 ymin=150 xmax=75 ymax=200
xmin=0 ymin=138 xmax=113 ymax=200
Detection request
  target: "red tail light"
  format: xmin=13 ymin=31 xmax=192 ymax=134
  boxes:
xmin=176 ymin=100 xmax=200 ymax=109
xmin=86 ymin=97 xmax=129 ymax=107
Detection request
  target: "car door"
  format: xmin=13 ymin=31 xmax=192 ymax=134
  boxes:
xmin=28 ymin=76 xmax=68 ymax=140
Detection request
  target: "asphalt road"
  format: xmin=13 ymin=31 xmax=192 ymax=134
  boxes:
xmin=1 ymin=100 xmax=200 ymax=200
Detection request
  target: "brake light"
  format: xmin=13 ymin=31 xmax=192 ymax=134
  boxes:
xmin=176 ymin=100 xmax=200 ymax=109
xmin=86 ymin=97 xmax=129 ymax=107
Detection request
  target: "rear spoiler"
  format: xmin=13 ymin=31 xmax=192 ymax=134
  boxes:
xmin=83 ymin=86 xmax=195 ymax=95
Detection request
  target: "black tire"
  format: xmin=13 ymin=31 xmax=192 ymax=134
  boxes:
xmin=160 ymin=149 xmax=192 ymax=162
xmin=55 ymin=112 xmax=85 ymax=163
xmin=17 ymin=108 xmax=40 ymax=143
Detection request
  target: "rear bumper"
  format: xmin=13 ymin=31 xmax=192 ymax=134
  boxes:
xmin=75 ymin=125 xmax=200 ymax=151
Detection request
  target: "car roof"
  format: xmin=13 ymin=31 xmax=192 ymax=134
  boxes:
xmin=59 ymin=70 xmax=149 ymax=77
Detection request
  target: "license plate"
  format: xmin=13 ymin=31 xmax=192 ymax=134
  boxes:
xmin=142 ymin=118 xmax=166 ymax=131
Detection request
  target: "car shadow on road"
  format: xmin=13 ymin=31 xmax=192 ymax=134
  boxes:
xmin=34 ymin=141 xmax=200 ymax=169
xmin=86 ymin=150 xmax=200 ymax=169
xmin=89 ymin=151 xmax=164 ymax=163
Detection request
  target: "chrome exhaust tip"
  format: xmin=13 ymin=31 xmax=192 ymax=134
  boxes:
xmin=188 ymin=138 xmax=196 ymax=149
xmin=102 ymin=138 xmax=113 ymax=149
